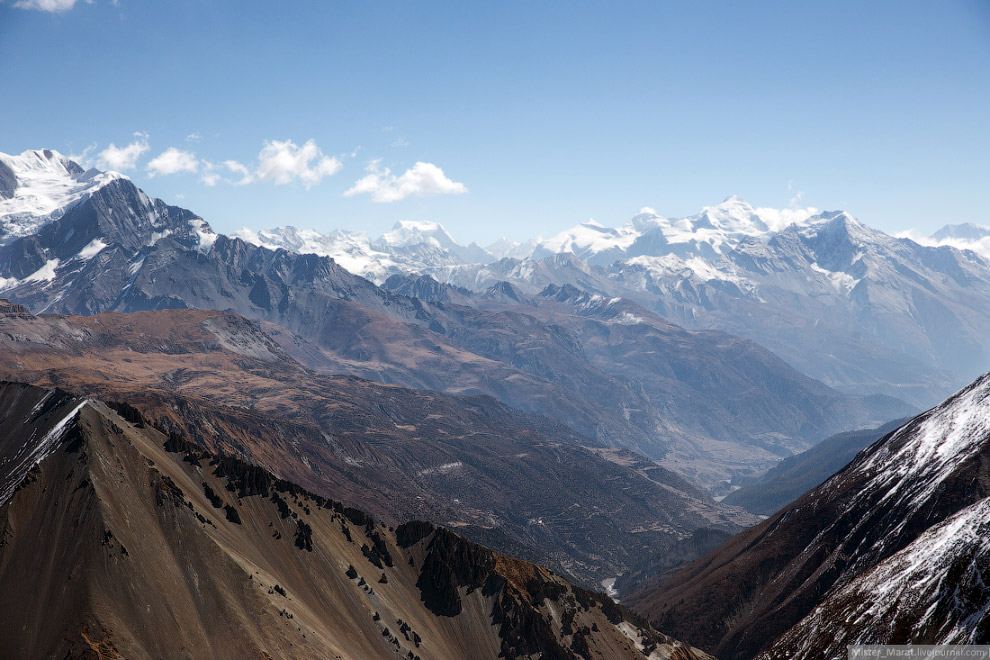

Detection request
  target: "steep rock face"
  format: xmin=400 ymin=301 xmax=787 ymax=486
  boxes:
xmin=0 ymin=305 xmax=758 ymax=585
xmin=0 ymin=383 xmax=711 ymax=660
xmin=627 ymin=373 xmax=990 ymax=660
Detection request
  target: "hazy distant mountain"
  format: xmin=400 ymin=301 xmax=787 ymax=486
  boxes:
xmin=238 ymin=196 xmax=990 ymax=407
xmin=930 ymin=222 xmax=990 ymax=242
xmin=721 ymin=416 xmax=911 ymax=516
xmin=232 ymin=219 xmax=499 ymax=283
xmin=436 ymin=203 xmax=990 ymax=407
xmin=0 ymin=150 xmax=910 ymax=494
xmin=628 ymin=373 xmax=990 ymax=659
xmin=0 ymin=381 xmax=710 ymax=660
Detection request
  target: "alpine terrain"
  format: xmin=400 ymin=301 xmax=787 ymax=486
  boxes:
xmin=0 ymin=381 xmax=709 ymax=660
xmin=628 ymin=373 xmax=990 ymax=659
xmin=240 ymin=198 xmax=990 ymax=408
xmin=0 ymin=149 xmax=912 ymax=493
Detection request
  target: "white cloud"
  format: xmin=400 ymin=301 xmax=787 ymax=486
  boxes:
xmin=755 ymin=204 xmax=821 ymax=232
xmin=895 ymin=229 xmax=990 ymax=260
xmin=186 ymin=133 xmax=203 ymax=143
xmin=95 ymin=132 xmax=149 ymax=171
xmin=222 ymin=160 xmax=254 ymax=186
xmin=146 ymin=147 xmax=199 ymax=177
xmin=12 ymin=0 xmax=77 ymax=11
xmin=344 ymin=160 xmax=467 ymax=203
xmin=199 ymin=162 xmax=221 ymax=187
xmin=255 ymin=139 xmax=341 ymax=188
xmin=82 ymin=135 xmax=341 ymax=189
xmin=68 ymin=143 xmax=97 ymax=168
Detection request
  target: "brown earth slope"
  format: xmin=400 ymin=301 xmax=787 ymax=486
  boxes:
xmin=0 ymin=302 xmax=757 ymax=585
xmin=0 ymin=381 xmax=712 ymax=660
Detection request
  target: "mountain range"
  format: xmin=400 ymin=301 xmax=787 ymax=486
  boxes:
xmin=238 ymin=197 xmax=990 ymax=409
xmin=0 ymin=149 xmax=911 ymax=494
xmin=2 ymin=146 xmax=990 ymax=658
xmin=0 ymin=301 xmax=759 ymax=585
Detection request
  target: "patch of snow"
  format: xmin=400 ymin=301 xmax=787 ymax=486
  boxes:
xmin=416 ymin=461 xmax=463 ymax=477
xmin=188 ymin=218 xmax=217 ymax=253
xmin=147 ymin=229 xmax=173 ymax=246
xmin=75 ymin=238 xmax=107 ymax=260
xmin=601 ymin=577 xmax=619 ymax=599
xmin=127 ymin=255 xmax=146 ymax=275
xmin=23 ymin=258 xmax=60 ymax=283
xmin=774 ymin=496 xmax=990 ymax=657
xmin=809 ymin=262 xmax=860 ymax=294
xmin=849 ymin=375 xmax=990 ymax=515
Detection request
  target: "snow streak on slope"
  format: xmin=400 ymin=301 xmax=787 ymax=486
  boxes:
xmin=0 ymin=397 xmax=88 ymax=506
xmin=846 ymin=374 xmax=990 ymax=516
xmin=754 ymin=374 xmax=990 ymax=659
xmin=765 ymin=496 xmax=990 ymax=659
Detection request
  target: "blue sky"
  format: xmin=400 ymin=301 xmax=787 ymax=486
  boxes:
xmin=1 ymin=0 xmax=988 ymax=244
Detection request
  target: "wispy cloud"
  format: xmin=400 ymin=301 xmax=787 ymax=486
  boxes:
xmin=146 ymin=147 xmax=199 ymax=177
xmin=12 ymin=0 xmax=79 ymax=12
xmin=221 ymin=160 xmax=253 ymax=186
xmin=344 ymin=160 xmax=467 ymax=203
xmin=186 ymin=133 xmax=203 ymax=143
xmin=95 ymin=132 xmax=149 ymax=171
xmin=68 ymin=143 xmax=97 ymax=168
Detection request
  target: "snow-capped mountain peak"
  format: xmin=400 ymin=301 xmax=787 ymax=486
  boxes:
xmin=381 ymin=219 xmax=456 ymax=248
xmin=485 ymin=236 xmax=537 ymax=260
xmin=538 ymin=218 xmax=639 ymax=260
xmin=231 ymin=225 xmax=400 ymax=281
xmin=696 ymin=196 xmax=768 ymax=235
xmin=0 ymin=149 xmax=124 ymax=244
xmin=931 ymin=222 xmax=990 ymax=242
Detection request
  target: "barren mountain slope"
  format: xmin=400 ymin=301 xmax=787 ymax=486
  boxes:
xmin=628 ymin=373 xmax=990 ymax=660
xmin=0 ymin=303 xmax=757 ymax=585
xmin=0 ymin=382 xmax=710 ymax=660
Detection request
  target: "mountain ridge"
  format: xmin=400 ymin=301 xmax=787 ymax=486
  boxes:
xmin=0 ymin=380 xmax=711 ymax=660
xmin=627 ymin=372 xmax=990 ymax=660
